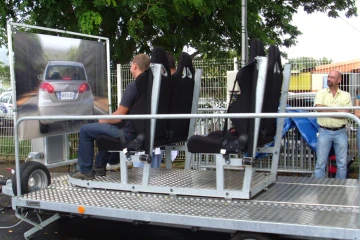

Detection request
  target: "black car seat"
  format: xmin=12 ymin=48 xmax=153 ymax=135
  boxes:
xmin=72 ymin=73 xmax=80 ymax=80
xmin=51 ymin=72 xmax=61 ymax=80
xmin=257 ymin=45 xmax=283 ymax=146
xmin=186 ymin=60 xmax=259 ymax=154
xmin=187 ymin=39 xmax=283 ymax=157
xmin=226 ymin=39 xmax=266 ymax=156
xmin=149 ymin=47 xmax=171 ymax=148
xmin=96 ymin=47 xmax=171 ymax=156
xmin=167 ymin=52 xmax=195 ymax=143
xmin=96 ymin=69 xmax=151 ymax=152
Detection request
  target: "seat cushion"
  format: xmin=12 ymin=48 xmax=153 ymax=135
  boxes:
xmin=187 ymin=130 xmax=245 ymax=154
xmin=187 ymin=135 xmax=222 ymax=153
xmin=96 ymin=135 xmax=125 ymax=151
xmin=207 ymin=130 xmax=223 ymax=139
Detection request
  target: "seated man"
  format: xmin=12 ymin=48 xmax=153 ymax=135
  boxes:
xmin=69 ymin=54 xmax=150 ymax=180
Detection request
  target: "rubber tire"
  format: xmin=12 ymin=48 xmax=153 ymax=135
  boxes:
xmin=12 ymin=161 xmax=51 ymax=195
xmin=39 ymin=121 xmax=49 ymax=134
xmin=230 ymin=232 xmax=273 ymax=240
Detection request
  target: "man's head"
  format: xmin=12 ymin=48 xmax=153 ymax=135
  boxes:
xmin=166 ymin=51 xmax=176 ymax=74
xmin=327 ymin=69 xmax=342 ymax=88
xmin=130 ymin=54 xmax=150 ymax=78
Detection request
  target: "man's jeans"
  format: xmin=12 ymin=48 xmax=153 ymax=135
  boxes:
xmin=77 ymin=123 xmax=135 ymax=173
xmin=315 ymin=127 xmax=348 ymax=179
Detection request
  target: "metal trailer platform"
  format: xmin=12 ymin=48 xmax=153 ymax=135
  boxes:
xmin=12 ymin=173 xmax=360 ymax=240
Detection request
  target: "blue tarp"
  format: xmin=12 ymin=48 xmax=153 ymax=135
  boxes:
xmin=255 ymin=108 xmax=318 ymax=158
xmin=284 ymin=109 xmax=319 ymax=152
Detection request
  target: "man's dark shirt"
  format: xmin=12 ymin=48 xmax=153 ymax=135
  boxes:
xmin=119 ymin=81 xmax=138 ymax=133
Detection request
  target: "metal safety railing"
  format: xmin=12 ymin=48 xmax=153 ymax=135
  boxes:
xmin=13 ymin=112 xmax=360 ymax=196
xmin=194 ymin=107 xmax=360 ymax=173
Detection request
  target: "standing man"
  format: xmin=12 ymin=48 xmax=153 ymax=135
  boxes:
xmin=70 ymin=54 xmax=150 ymax=180
xmin=354 ymin=88 xmax=360 ymax=160
xmin=314 ymin=69 xmax=352 ymax=179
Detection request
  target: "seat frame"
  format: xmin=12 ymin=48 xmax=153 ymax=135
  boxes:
xmin=68 ymin=59 xmax=292 ymax=200
xmin=68 ymin=64 xmax=203 ymax=187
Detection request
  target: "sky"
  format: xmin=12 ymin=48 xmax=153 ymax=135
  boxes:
xmin=282 ymin=1 xmax=360 ymax=63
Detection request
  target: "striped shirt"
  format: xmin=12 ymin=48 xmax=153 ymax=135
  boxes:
xmin=314 ymin=88 xmax=352 ymax=128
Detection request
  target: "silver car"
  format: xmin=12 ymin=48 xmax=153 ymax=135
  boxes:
xmin=0 ymin=91 xmax=14 ymax=126
xmin=38 ymin=61 xmax=94 ymax=133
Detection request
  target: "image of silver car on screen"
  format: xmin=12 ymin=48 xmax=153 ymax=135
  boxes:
xmin=37 ymin=60 xmax=94 ymax=134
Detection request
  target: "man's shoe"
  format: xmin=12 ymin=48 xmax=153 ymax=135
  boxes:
xmin=127 ymin=162 xmax=133 ymax=169
xmin=69 ymin=171 xmax=95 ymax=180
xmin=94 ymin=165 xmax=106 ymax=176
xmin=106 ymin=162 xmax=133 ymax=171
xmin=106 ymin=163 xmax=120 ymax=171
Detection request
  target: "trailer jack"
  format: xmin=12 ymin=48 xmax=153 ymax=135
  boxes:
xmin=15 ymin=210 xmax=60 ymax=240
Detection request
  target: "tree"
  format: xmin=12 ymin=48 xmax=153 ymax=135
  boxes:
xmin=288 ymin=57 xmax=333 ymax=71
xmin=0 ymin=0 xmax=357 ymax=64
xmin=0 ymin=60 xmax=10 ymax=86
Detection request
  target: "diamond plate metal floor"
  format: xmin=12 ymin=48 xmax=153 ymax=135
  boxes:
xmin=12 ymin=173 xmax=360 ymax=239
xmin=71 ymin=168 xmax=270 ymax=190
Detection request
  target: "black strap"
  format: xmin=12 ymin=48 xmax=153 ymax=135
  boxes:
xmin=222 ymin=72 xmax=239 ymax=137
xmin=118 ymin=128 xmax=127 ymax=148
xmin=118 ymin=127 xmax=132 ymax=160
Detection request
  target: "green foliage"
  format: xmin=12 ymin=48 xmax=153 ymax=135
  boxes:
xmin=0 ymin=0 xmax=357 ymax=64
xmin=0 ymin=136 xmax=31 ymax=160
xmin=128 ymin=19 xmax=145 ymax=42
xmin=94 ymin=0 xmax=117 ymax=7
xmin=288 ymin=57 xmax=333 ymax=71
xmin=0 ymin=60 xmax=10 ymax=85
xmin=78 ymin=11 xmax=102 ymax=34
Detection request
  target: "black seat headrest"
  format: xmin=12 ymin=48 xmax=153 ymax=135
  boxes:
xmin=173 ymin=52 xmax=194 ymax=78
xmin=249 ymin=38 xmax=265 ymax=62
xmin=51 ymin=72 xmax=61 ymax=79
xmin=151 ymin=47 xmax=170 ymax=76
xmin=167 ymin=52 xmax=195 ymax=143
xmin=150 ymin=47 xmax=172 ymax=147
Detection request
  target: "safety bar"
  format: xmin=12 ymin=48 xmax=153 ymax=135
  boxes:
xmin=198 ymin=106 xmax=360 ymax=112
xmin=14 ymin=112 xmax=360 ymax=197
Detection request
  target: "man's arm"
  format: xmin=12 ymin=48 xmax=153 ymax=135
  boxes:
xmin=354 ymin=98 xmax=360 ymax=118
xmin=99 ymin=105 xmax=129 ymax=124
xmin=315 ymin=104 xmax=350 ymax=113
xmin=314 ymin=91 xmax=351 ymax=113
xmin=99 ymin=81 xmax=137 ymax=124
xmin=314 ymin=90 xmax=350 ymax=120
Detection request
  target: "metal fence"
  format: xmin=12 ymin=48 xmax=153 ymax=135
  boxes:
xmin=1 ymin=58 xmax=359 ymax=174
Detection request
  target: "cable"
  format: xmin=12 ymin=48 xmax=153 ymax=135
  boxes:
xmin=0 ymin=205 xmax=12 ymax=209
xmin=0 ymin=212 xmax=28 ymax=229
xmin=339 ymin=16 xmax=360 ymax=34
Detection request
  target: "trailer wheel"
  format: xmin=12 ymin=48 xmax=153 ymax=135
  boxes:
xmin=12 ymin=161 xmax=51 ymax=195
xmin=230 ymin=232 xmax=272 ymax=240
